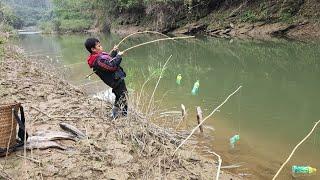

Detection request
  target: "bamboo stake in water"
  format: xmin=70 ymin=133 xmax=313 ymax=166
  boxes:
xmin=196 ymin=106 xmax=203 ymax=133
xmin=173 ymin=86 xmax=242 ymax=155
xmin=272 ymin=119 xmax=320 ymax=180
xmin=181 ymin=104 xmax=186 ymax=120
xmin=175 ymin=104 xmax=187 ymax=130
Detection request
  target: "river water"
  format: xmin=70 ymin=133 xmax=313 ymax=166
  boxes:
xmin=16 ymin=33 xmax=320 ymax=179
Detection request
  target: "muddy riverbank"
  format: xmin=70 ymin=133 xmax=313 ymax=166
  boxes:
xmin=110 ymin=0 xmax=320 ymax=40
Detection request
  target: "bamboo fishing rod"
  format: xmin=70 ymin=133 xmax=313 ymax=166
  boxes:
xmin=122 ymin=36 xmax=194 ymax=53
xmin=85 ymin=35 xmax=195 ymax=79
xmin=116 ymin=31 xmax=173 ymax=47
xmin=65 ymin=31 xmax=173 ymax=69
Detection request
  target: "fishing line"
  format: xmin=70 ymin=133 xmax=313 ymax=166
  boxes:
xmin=237 ymin=86 xmax=242 ymax=135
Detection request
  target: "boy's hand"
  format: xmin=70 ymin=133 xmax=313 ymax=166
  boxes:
xmin=112 ymin=45 xmax=119 ymax=52
xmin=118 ymin=51 xmax=125 ymax=56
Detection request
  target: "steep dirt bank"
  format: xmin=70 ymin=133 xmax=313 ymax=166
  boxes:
xmin=0 ymin=43 xmax=241 ymax=179
xmin=110 ymin=0 xmax=320 ymax=39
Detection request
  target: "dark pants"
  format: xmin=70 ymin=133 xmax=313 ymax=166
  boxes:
xmin=112 ymin=79 xmax=128 ymax=116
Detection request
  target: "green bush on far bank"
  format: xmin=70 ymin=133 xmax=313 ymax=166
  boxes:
xmin=0 ymin=35 xmax=5 ymax=44
xmin=39 ymin=18 xmax=92 ymax=33
xmin=241 ymin=10 xmax=257 ymax=22
xmin=38 ymin=21 xmax=54 ymax=34
xmin=0 ymin=35 xmax=6 ymax=61
xmin=0 ymin=23 xmax=14 ymax=33
xmin=59 ymin=19 xmax=91 ymax=32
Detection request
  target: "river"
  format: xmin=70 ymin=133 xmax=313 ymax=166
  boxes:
xmin=16 ymin=33 xmax=320 ymax=179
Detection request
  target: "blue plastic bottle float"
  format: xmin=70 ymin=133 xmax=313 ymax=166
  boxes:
xmin=292 ymin=166 xmax=316 ymax=175
xmin=176 ymin=74 xmax=182 ymax=85
xmin=191 ymin=80 xmax=200 ymax=95
xmin=230 ymin=134 xmax=240 ymax=148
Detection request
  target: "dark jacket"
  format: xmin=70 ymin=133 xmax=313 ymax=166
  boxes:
xmin=87 ymin=50 xmax=126 ymax=88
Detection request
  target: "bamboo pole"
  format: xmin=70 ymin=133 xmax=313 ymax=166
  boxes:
xmin=123 ymin=36 xmax=194 ymax=53
xmin=67 ymin=32 xmax=176 ymax=69
xmin=272 ymin=120 xmax=320 ymax=180
xmin=117 ymin=31 xmax=173 ymax=47
xmin=85 ymin=36 xmax=194 ymax=79
xmin=173 ymin=86 xmax=242 ymax=155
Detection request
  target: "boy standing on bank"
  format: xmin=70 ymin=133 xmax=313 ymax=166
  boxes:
xmin=85 ymin=38 xmax=128 ymax=118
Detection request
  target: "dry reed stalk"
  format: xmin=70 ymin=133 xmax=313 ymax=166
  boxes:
xmin=62 ymin=62 xmax=85 ymax=68
xmin=24 ymin=110 xmax=27 ymax=180
xmin=30 ymin=106 xmax=52 ymax=119
xmin=146 ymin=55 xmax=172 ymax=115
xmin=3 ymin=109 xmax=15 ymax=169
xmin=0 ymin=170 xmax=12 ymax=180
xmin=78 ymin=80 xmax=100 ymax=87
xmin=16 ymin=155 xmax=41 ymax=165
xmin=206 ymin=150 xmax=222 ymax=180
xmin=272 ymin=119 xmax=320 ymax=180
xmin=155 ymin=88 xmax=171 ymax=102
xmin=173 ymin=86 xmax=242 ymax=155
xmin=136 ymin=73 xmax=155 ymax=108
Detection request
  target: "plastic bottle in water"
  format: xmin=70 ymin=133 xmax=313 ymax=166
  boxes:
xmin=176 ymin=74 xmax=182 ymax=85
xmin=292 ymin=166 xmax=316 ymax=176
xmin=230 ymin=134 xmax=240 ymax=148
xmin=191 ymin=80 xmax=200 ymax=95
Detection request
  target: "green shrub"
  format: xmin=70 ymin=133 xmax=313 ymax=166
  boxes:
xmin=0 ymin=23 xmax=14 ymax=33
xmin=59 ymin=19 xmax=91 ymax=32
xmin=38 ymin=21 xmax=55 ymax=34
xmin=241 ymin=10 xmax=257 ymax=22
xmin=279 ymin=12 xmax=294 ymax=23
xmin=0 ymin=35 xmax=5 ymax=60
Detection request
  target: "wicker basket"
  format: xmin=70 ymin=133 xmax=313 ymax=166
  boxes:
xmin=0 ymin=103 xmax=19 ymax=149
